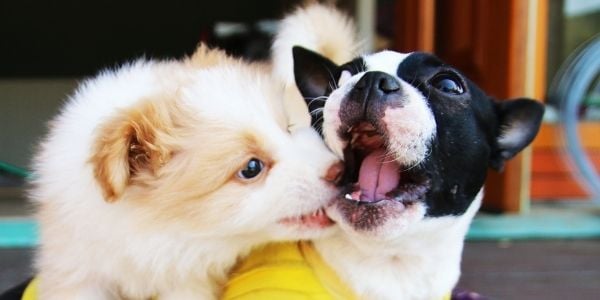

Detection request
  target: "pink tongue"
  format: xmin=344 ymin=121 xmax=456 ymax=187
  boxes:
xmin=358 ymin=149 xmax=401 ymax=202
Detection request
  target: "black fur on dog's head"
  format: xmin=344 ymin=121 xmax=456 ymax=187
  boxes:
xmin=293 ymin=46 xmax=544 ymax=233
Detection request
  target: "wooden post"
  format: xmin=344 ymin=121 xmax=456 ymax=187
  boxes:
xmin=393 ymin=0 xmax=436 ymax=52
xmin=434 ymin=0 xmax=548 ymax=213
xmin=391 ymin=0 xmax=548 ymax=212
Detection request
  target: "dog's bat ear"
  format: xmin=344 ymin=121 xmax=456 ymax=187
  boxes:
xmin=90 ymin=99 xmax=179 ymax=202
xmin=292 ymin=46 xmax=340 ymax=101
xmin=490 ymin=98 xmax=545 ymax=171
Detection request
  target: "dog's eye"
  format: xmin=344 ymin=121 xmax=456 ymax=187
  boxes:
xmin=430 ymin=73 xmax=464 ymax=95
xmin=238 ymin=158 xmax=264 ymax=180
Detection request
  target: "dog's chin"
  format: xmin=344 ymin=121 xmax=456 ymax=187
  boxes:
xmin=330 ymin=122 xmax=431 ymax=233
xmin=326 ymin=196 xmax=427 ymax=236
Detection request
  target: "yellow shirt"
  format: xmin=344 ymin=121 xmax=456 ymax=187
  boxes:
xmin=21 ymin=277 xmax=37 ymax=300
xmin=223 ymin=241 xmax=357 ymax=300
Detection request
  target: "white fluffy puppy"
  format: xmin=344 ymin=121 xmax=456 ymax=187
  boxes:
xmin=31 ymin=46 xmax=341 ymax=299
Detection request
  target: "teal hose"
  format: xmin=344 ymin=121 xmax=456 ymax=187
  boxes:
xmin=0 ymin=161 xmax=31 ymax=178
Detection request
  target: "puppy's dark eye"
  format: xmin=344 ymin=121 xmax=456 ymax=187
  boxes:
xmin=431 ymin=73 xmax=464 ymax=95
xmin=238 ymin=158 xmax=264 ymax=179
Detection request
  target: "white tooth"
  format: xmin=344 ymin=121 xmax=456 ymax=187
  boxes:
xmin=345 ymin=193 xmax=353 ymax=200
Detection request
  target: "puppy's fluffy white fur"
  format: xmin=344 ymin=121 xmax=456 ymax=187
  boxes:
xmin=273 ymin=4 xmax=361 ymax=132
xmin=32 ymin=47 xmax=339 ymax=299
xmin=272 ymin=4 xmax=359 ymax=84
xmin=273 ymin=5 xmax=481 ymax=299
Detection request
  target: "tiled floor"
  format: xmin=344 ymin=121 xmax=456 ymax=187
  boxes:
xmin=2 ymin=240 xmax=600 ymax=299
xmin=458 ymin=240 xmax=600 ymax=299
xmin=0 ymin=248 xmax=32 ymax=294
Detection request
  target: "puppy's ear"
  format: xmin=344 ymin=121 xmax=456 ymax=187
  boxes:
xmin=293 ymin=46 xmax=340 ymax=101
xmin=490 ymin=98 xmax=544 ymax=171
xmin=91 ymin=99 xmax=180 ymax=202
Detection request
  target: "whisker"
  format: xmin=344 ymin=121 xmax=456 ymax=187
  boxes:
xmin=409 ymin=75 xmax=417 ymax=86
xmin=313 ymin=114 xmax=324 ymax=122
xmin=414 ymin=80 xmax=424 ymax=90
xmin=325 ymin=68 xmax=339 ymax=90
xmin=306 ymin=97 xmax=328 ymax=107
xmin=311 ymin=121 xmax=324 ymax=135
xmin=310 ymin=108 xmax=324 ymax=116
xmin=401 ymin=150 xmax=431 ymax=172
xmin=304 ymin=95 xmax=328 ymax=101
xmin=378 ymin=151 xmax=398 ymax=164
xmin=379 ymin=157 xmax=399 ymax=165
xmin=312 ymin=116 xmax=325 ymax=131
xmin=376 ymin=141 xmax=432 ymax=171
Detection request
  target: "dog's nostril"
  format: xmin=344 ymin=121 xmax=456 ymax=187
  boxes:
xmin=324 ymin=162 xmax=345 ymax=184
xmin=379 ymin=77 xmax=400 ymax=93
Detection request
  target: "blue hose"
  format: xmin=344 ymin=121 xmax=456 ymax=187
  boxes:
xmin=550 ymin=34 xmax=600 ymax=202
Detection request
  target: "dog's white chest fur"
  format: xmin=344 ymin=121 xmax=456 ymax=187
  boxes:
xmin=314 ymin=193 xmax=482 ymax=300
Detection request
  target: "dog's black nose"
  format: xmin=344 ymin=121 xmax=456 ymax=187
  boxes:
xmin=354 ymin=71 xmax=401 ymax=95
xmin=341 ymin=71 xmax=404 ymax=126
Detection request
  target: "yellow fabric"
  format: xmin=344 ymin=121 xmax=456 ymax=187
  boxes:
xmin=222 ymin=241 xmax=357 ymax=300
xmin=223 ymin=241 xmax=452 ymax=300
xmin=21 ymin=277 xmax=37 ymax=300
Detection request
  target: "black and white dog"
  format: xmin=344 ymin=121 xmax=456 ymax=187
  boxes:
xmin=273 ymin=4 xmax=544 ymax=299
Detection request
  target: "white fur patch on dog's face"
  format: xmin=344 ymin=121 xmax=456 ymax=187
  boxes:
xmin=363 ymin=50 xmax=411 ymax=74
xmin=322 ymin=72 xmax=361 ymax=158
xmin=382 ymin=80 xmax=437 ymax=167
xmin=323 ymin=51 xmax=436 ymax=167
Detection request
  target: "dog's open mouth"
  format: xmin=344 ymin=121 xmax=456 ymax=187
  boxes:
xmin=279 ymin=208 xmax=334 ymax=228
xmin=341 ymin=122 xmax=429 ymax=208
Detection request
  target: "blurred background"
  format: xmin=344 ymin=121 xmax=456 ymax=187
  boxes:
xmin=1 ymin=0 xmax=599 ymax=298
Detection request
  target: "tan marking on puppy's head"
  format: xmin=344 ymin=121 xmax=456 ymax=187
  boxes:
xmin=91 ymin=96 xmax=187 ymax=202
xmin=165 ymin=129 xmax=276 ymax=201
xmin=188 ymin=43 xmax=237 ymax=68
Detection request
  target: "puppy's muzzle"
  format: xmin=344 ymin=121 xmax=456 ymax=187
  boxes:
xmin=324 ymin=162 xmax=345 ymax=185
